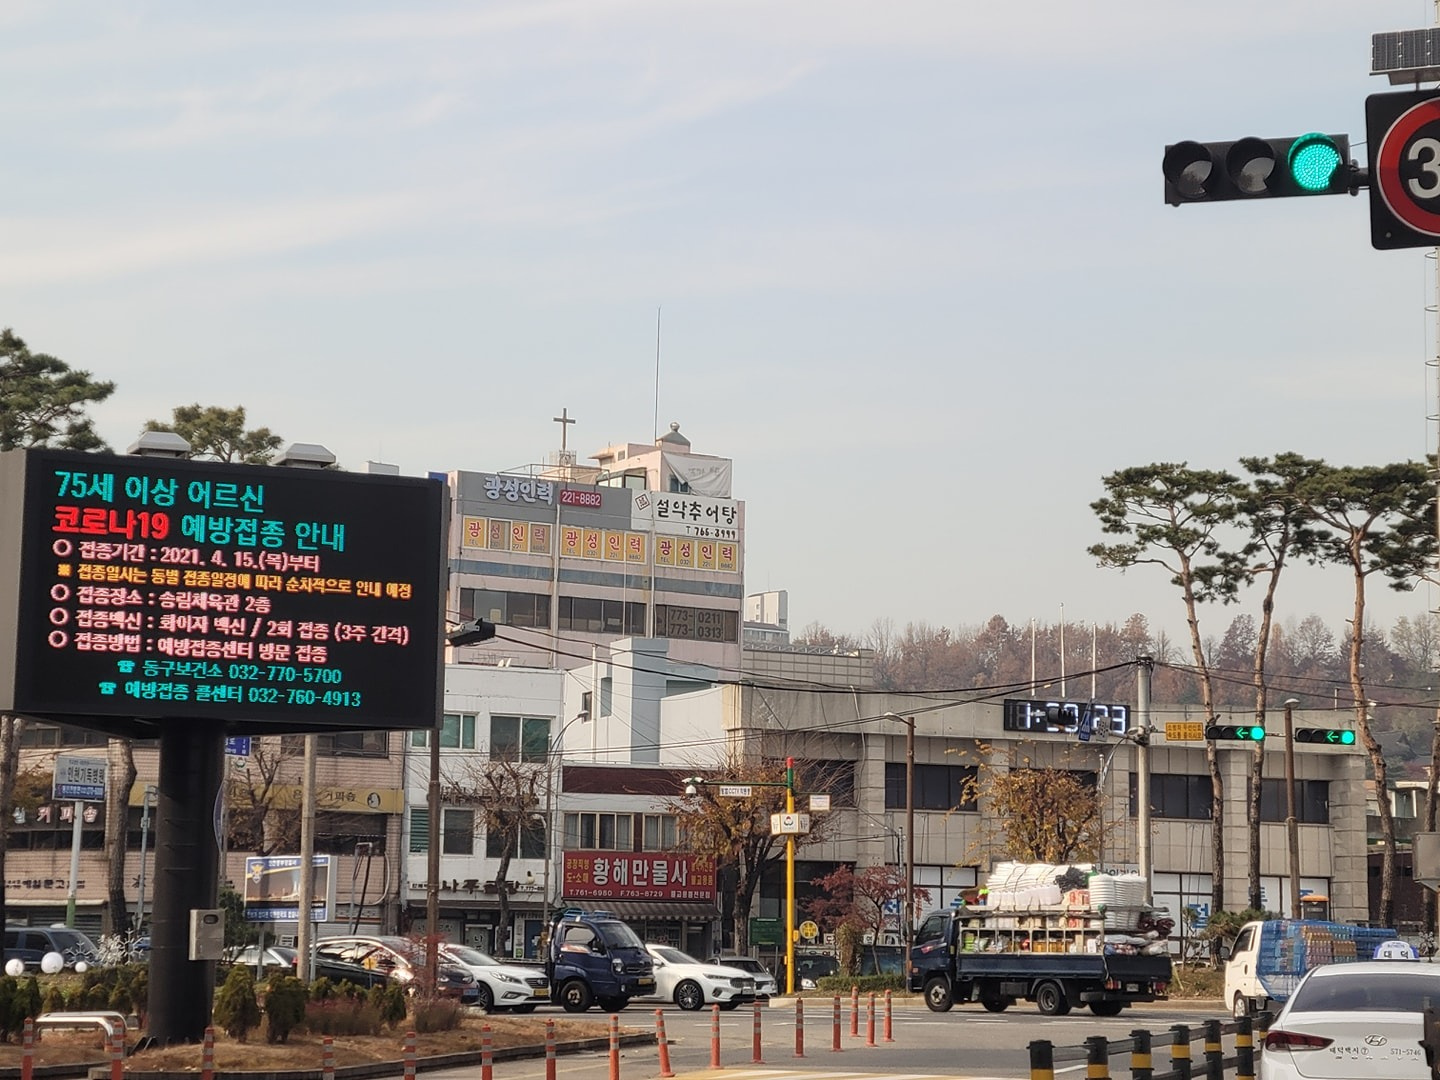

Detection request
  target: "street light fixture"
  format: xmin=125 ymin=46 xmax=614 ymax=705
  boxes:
xmin=682 ymin=758 xmax=799 ymax=994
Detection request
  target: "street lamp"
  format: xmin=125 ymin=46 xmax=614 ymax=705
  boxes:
xmin=542 ymin=711 xmax=591 ymax=930
xmin=1283 ymin=697 xmax=1302 ymax=918
xmin=880 ymin=713 xmax=915 ymax=951
xmin=683 ymin=757 xmax=799 ymax=994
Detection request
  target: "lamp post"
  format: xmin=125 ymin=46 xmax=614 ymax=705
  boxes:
xmin=1283 ymin=697 xmax=1302 ymax=918
xmin=542 ymin=711 xmax=591 ymax=931
xmin=683 ymin=758 xmax=799 ymax=994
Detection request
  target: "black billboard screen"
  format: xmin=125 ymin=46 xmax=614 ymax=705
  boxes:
xmin=0 ymin=449 xmax=446 ymax=735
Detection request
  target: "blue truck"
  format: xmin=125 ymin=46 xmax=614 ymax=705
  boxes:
xmin=546 ymin=909 xmax=655 ymax=1012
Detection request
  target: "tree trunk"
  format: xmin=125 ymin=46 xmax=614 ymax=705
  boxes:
xmin=0 ymin=716 xmax=22 ymax=925
xmin=1347 ymin=588 xmax=1395 ymax=926
xmin=1248 ymin=571 xmax=1282 ymax=913
xmin=495 ymin=849 xmax=513 ymax=956
xmin=103 ymin=738 xmax=138 ymax=935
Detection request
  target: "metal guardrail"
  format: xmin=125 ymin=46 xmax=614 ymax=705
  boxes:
xmin=1028 ymin=1013 xmax=1269 ymax=1080
xmin=33 ymin=1012 xmax=128 ymax=1044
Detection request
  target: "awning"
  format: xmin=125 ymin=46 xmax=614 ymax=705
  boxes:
xmin=570 ymin=902 xmax=719 ymax=921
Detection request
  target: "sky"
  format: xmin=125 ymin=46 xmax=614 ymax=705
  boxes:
xmin=6 ymin=1 xmax=1440 ymax=648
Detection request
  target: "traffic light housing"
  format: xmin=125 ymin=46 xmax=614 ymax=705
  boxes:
xmin=1294 ymin=728 xmax=1358 ymax=745
xmin=1205 ymin=724 xmax=1266 ymax=741
xmin=1164 ymin=133 xmax=1353 ymax=206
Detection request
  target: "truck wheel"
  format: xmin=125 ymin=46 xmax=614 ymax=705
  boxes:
xmin=1089 ymin=1001 xmax=1123 ymax=1017
xmin=923 ymin=977 xmax=954 ymax=1012
xmin=980 ymin=994 xmax=1010 ymax=1013
xmin=1232 ymin=993 xmax=1250 ymax=1021
xmin=1035 ymin=981 xmax=1071 ymax=1016
xmin=675 ymin=980 xmax=705 ymax=1011
xmin=559 ymin=980 xmax=593 ymax=1013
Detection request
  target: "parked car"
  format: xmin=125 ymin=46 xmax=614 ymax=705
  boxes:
xmin=641 ymin=944 xmax=756 ymax=1011
xmin=314 ymin=936 xmax=477 ymax=1001
xmin=3 ymin=926 xmax=101 ymax=972
xmin=1260 ymin=958 xmax=1440 ymax=1079
xmin=439 ymin=944 xmax=549 ymax=1012
xmin=226 ymin=945 xmax=299 ymax=971
xmin=795 ymin=953 xmax=839 ymax=990
xmin=708 ymin=956 xmax=778 ymax=998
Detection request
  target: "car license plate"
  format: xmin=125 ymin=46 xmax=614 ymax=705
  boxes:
xmin=1125 ymin=983 xmax=1139 ymax=992
xmin=637 ymin=977 xmax=655 ymax=988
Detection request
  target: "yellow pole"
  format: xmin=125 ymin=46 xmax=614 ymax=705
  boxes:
xmin=786 ymin=758 xmax=796 ymax=996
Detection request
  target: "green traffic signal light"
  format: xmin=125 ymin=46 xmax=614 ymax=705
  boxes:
xmin=1295 ymin=728 xmax=1358 ymax=745
xmin=1204 ymin=724 xmax=1266 ymax=741
xmin=1287 ymin=132 xmax=1344 ymax=192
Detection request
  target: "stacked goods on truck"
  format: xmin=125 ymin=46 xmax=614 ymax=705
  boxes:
xmin=1223 ymin=920 xmax=1398 ymax=1020
xmin=910 ymin=862 xmax=1173 ymax=1016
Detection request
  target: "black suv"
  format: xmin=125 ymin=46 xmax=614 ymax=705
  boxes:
xmin=4 ymin=926 xmax=101 ymax=971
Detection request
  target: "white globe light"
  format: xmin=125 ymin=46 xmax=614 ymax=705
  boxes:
xmin=4 ymin=959 xmax=23 ymax=977
xmin=40 ymin=952 xmax=63 ymax=975
xmin=73 ymin=961 xmax=88 ymax=974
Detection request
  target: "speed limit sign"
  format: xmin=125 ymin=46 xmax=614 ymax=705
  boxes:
xmin=1368 ymin=89 xmax=1440 ymax=249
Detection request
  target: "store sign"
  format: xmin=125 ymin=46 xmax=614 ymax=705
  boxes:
xmin=561 ymin=851 xmax=716 ymax=902
xmin=53 ymin=755 xmax=107 ymax=801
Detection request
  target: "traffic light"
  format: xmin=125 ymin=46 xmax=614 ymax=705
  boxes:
xmin=1163 ymin=133 xmax=1353 ymax=206
xmin=1294 ymin=728 xmax=1358 ymax=745
xmin=1205 ymin=724 xmax=1266 ymax=741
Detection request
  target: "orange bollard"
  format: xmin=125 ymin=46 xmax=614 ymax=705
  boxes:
xmin=545 ymin=1019 xmax=557 ymax=1080
xmin=710 ymin=1004 xmax=722 ymax=1069
xmin=610 ymin=1013 xmax=621 ymax=1080
xmin=884 ymin=989 xmax=894 ymax=1043
xmin=655 ymin=1010 xmax=675 ymax=1079
xmin=850 ymin=985 xmax=860 ymax=1037
xmin=322 ymin=1036 xmax=335 ymax=1080
xmin=109 ymin=1031 xmax=123 ymax=1080
xmin=866 ymin=992 xmax=876 ymax=1047
xmin=794 ymin=995 xmax=805 ymax=1058
xmin=752 ymin=999 xmax=764 ymax=1064
xmin=481 ymin=1024 xmax=494 ymax=1080
xmin=403 ymin=1032 xmax=416 ymax=1080
xmin=201 ymin=1026 xmax=215 ymax=1080
xmin=20 ymin=1018 xmax=33 ymax=1080
xmin=832 ymin=995 xmax=842 ymax=1052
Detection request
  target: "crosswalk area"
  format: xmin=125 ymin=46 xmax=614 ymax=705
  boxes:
xmin=674 ymin=1069 xmax=1013 ymax=1080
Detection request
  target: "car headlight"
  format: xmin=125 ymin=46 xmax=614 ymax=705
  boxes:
xmin=494 ymin=972 xmax=523 ymax=984
xmin=801 ymin=977 xmax=817 ymax=990
xmin=612 ymin=958 xmax=624 ymax=973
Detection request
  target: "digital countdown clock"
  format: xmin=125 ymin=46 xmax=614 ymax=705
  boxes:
xmin=0 ymin=449 xmax=447 ymax=736
xmin=1002 ymin=699 xmax=1129 ymax=738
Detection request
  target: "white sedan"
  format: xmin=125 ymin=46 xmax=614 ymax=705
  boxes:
xmin=1261 ymin=960 xmax=1440 ymax=1079
xmin=439 ymin=944 xmax=549 ymax=1012
xmin=642 ymin=944 xmax=757 ymax=1011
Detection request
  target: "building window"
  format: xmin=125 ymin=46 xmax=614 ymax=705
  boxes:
xmin=412 ymin=713 xmax=477 ymax=749
xmin=20 ymin=724 xmax=108 ymax=748
xmin=1259 ymin=779 xmax=1330 ymax=824
xmin=409 ymin=808 xmax=429 ymax=854
xmin=281 ymin=731 xmax=388 ymax=757
xmin=886 ymin=763 xmax=977 ymax=811
xmin=807 ymin=761 xmax=856 ymax=807
xmin=486 ymin=815 xmax=546 ymax=859
xmin=490 ymin=716 xmax=551 ymax=763
xmin=564 ymin=812 xmax=633 ymax=851
xmin=442 ymin=808 xmax=475 ymax=855
xmin=655 ymin=604 xmax=738 ymax=643
xmin=558 ymin=596 xmax=646 ymax=635
xmin=642 ymin=814 xmax=680 ymax=851
xmin=1128 ymin=773 xmax=1212 ymax=820
xmin=315 ymin=812 xmax=387 ymax=855
xmin=460 ymin=588 xmax=550 ymax=629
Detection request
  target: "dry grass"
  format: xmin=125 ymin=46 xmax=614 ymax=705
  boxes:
xmin=0 ymin=1015 xmax=626 ymax=1071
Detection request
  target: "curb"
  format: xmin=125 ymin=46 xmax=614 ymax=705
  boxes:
xmin=70 ymin=1032 xmax=657 ymax=1080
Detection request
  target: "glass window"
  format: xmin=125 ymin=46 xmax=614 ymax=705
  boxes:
xmin=643 ymin=815 xmax=679 ymax=851
xmin=413 ymin=713 xmax=476 ymax=749
xmin=654 ymin=604 xmax=739 ymax=643
xmin=490 ymin=715 xmax=550 ymax=762
xmin=409 ymin=808 xmax=429 ymax=854
xmin=1129 ymin=773 xmax=1212 ymax=820
xmin=563 ymin=812 xmax=633 ymax=851
xmin=283 ymin=731 xmax=388 ymax=757
xmin=915 ymin=914 xmax=949 ymax=948
xmin=1258 ymin=779 xmax=1330 ymax=824
xmin=442 ymin=808 xmax=474 ymax=855
xmin=460 ymin=588 xmax=550 ymax=630
xmin=886 ymin=764 xmax=977 ymax=811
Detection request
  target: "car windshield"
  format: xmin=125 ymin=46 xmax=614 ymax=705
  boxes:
xmin=1290 ymin=969 xmax=1440 ymax=1012
xmin=445 ymin=945 xmax=501 ymax=967
xmin=653 ymin=947 xmax=696 ymax=965
xmin=724 ymin=959 xmax=764 ymax=974
xmin=598 ymin=922 xmax=644 ymax=950
xmin=48 ymin=931 xmax=97 ymax=957
xmin=799 ymin=956 xmax=839 ymax=975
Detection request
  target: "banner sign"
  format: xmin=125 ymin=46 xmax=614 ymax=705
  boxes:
xmin=243 ymin=854 xmax=333 ymax=922
xmin=561 ymin=851 xmax=716 ymax=902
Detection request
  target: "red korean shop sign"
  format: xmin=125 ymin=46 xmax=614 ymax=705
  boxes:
xmin=562 ymin=851 xmax=716 ymax=902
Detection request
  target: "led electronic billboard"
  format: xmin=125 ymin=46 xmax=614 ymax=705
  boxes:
xmin=0 ymin=449 xmax=447 ymax=736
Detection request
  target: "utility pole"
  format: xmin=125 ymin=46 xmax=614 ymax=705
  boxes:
xmin=1284 ymin=698 xmax=1303 ymax=918
xmin=296 ymin=733 xmax=317 ymax=981
xmin=905 ymin=716 xmax=915 ymax=951
xmin=1136 ymin=656 xmax=1153 ymax=904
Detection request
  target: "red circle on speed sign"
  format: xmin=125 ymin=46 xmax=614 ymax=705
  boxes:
xmin=1376 ymin=97 xmax=1440 ymax=237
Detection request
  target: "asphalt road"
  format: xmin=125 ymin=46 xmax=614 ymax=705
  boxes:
xmin=424 ymin=999 xmax=1229 ymax=1080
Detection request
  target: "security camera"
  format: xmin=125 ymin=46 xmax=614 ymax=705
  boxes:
xmin=684 ymin=782 xmax=699 ymax=797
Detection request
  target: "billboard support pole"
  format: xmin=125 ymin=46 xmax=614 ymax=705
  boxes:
xmin=144 ymin=723 xmax=223 ymax=1047
xmin=64 ymin=800 xmax=82 ymax=927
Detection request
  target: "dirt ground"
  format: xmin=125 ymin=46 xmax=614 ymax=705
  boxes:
xmin=0 ymin=1015 xmax=623 ymax=1070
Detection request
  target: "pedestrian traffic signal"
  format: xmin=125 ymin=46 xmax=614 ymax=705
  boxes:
xmin=1205 ymin=724 xmax=1266 ymax=741
xmin=1294 ymin=728 xmax=1357 ymax=745
xmin=1163 ymin=133 xmax=1353 ymax=206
